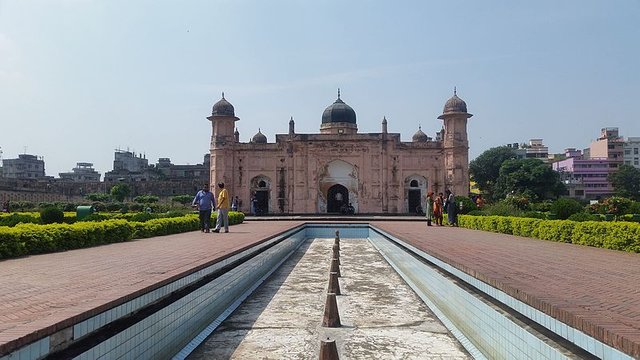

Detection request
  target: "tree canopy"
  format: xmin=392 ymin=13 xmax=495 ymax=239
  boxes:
xmin=493 ymin=158 xmax=566 ymax=201
xmin=469 ymin=146 xmax=518 ymax=199
xmin=609 ymin=164 xmax=640 ymax=201
xmin=110 ymin=183 xmax=131 ymax=202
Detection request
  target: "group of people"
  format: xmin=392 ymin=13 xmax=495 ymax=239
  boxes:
xmin=424 ymin=189 xmax=458 ymax=227
xmin=192 ymin=182 xmax=231 ymax=233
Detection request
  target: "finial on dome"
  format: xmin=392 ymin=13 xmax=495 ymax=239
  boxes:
xmin=290 ymin=116 xmax=294 ymax=121
xmin=337 ymin=88 xmax=341 ymax=99
xmin=222 ymin=91 xmax=225 ymax=99
xmin=453 ymin=87 xmax=457 ymax=96
xmin=419 ymin=125 xmax=422 ymax=130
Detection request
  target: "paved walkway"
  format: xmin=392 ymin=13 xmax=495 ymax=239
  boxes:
xmin=0 ymin=220 xmax=638 ymax=358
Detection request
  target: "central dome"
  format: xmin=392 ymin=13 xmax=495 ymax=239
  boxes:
xmin=322 ymin=90 xmax=356 ymax=124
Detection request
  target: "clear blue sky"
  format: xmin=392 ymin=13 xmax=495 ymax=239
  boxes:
xmin=1 ymin=0 xmax=639 ymax=178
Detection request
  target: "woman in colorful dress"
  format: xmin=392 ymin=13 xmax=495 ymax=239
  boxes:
xmin=433 ymin=192 xmax=444 ymax=226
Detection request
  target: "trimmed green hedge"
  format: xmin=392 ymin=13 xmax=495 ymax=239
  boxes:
xmin=458 ymin=215 xmax=640 ymax=253
xmin=0 ymin=212 xmax=246 ymax=259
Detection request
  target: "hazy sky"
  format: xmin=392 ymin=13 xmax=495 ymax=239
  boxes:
xmin=1 ymin=0 xmax=639 ymax=178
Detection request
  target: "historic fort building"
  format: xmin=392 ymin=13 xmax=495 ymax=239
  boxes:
xmin=208 ymin=90 xmax=472 ymax=214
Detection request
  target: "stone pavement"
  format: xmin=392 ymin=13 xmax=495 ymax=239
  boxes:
xmin=0 ymin=219 xmax=638 ymax=358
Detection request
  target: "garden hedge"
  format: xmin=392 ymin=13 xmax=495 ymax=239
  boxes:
xmin=458 ymin=215 xmax=640 ymax=253
xmin=0 ymin=212 xmax=245 ymax=259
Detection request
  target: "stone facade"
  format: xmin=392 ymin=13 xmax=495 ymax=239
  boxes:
xmin=208 ymin=91 xmax=472 ymax=214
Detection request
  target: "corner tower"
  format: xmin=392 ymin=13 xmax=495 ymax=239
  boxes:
xmin=207 ymin=93 xmax=239 ymax=190
xmin=438 ymin=89 xmax=472 ymax=196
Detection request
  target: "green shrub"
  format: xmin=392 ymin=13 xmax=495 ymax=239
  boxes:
xmin=482 ymin=202 xmax=523 ymax=217
xmin=0 ymin=213 xmax=40 ymax=226
xmin=0 ymin=212 xmax=245 ymax=259
xmin=456 ymin=196 xmax=477 ymax=215
xmin=567 ymin=212 xmax=601 ymax=222
xmin=133 ymin=195 xmax=159 ymax=203
xmin=530 ymin=200 xmax=553 ymax=212
xmin=458 ymin=214 xmax=640 ymax=252
xmin=40 ymin=207 xmax=65 ymax=224
xmin=502 ymin=194 xmax=531 ymax=210
xmin=129 ymin=203 xmax=144 ymax=212
xmin=550 ymin=198 xmax=585 ymax=220
xmin=520 ymin=211 xmax=547 ymax=219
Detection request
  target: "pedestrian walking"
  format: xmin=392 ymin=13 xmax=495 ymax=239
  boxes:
xmin=213 ymin=182 xmax=230 ymax=233
xmin=192 ymin=184 xmax=216 ymax=233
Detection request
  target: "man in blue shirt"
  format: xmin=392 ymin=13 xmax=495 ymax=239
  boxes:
xmin=192 ymin=184 xmax=216 ymax=233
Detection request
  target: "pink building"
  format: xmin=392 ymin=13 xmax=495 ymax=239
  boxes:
xmin=207 ymin=90 xmax=472 ymax=214
xmin=552 ymin=149 xmax=613 ymax=199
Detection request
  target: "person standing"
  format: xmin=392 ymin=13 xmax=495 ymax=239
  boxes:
xmin=475 ymin=194 xmax=485 ymax=209
xmin=213 ymin=182 xmax=230 ymax=233
xmin=231 ymin=196 xmax=239 ymax=212
xmin=192 ymin=184 xmax=216 ymax=233
xmin=425 ymin=192 xmax=434 ymax=226
xmin=445 ymin=189 xmax=458 ymax=226
xmin=433 ymin=193 xmax=444 ymax=226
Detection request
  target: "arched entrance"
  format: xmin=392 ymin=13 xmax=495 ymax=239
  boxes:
xmin=405 ymin=175 xmax=427 ymax=214
xmin=327 ymin=184 xmax=348 ymax=213
xmin=408 ymin=180 xmax=421 ymax=214
xmin=255 ymin=180 xmax=269 ymax=215
xmin=250 ymin=176 xmax=271 ymax=215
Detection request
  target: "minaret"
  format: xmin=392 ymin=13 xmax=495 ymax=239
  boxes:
xmin=289 ymin=116 xmax=295 ymax=135
xmin=437 ymin=88 xmax=472 ymax=196
xmin=382 ymin=116 xmax=388 ymax=134
xmin=207 ymin=92 xmax=239 ymax=191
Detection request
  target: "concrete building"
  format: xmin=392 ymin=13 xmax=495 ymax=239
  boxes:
xmin=590 ymin=127 xmax=624 ymax=169
xmin=113 ymin=149 xmax=149 ymax=173
xmin=506 ymin=139 xmax=549 ymax=161
xmin=58 ymin=162 xmax=101 ymax=182
xmin=522 ymin=139 xmax=549 ymax=160
xmin=1 ymin=154 xmax=46 ymax=179
xmin=207 ymin=90 xmax=472 ymax=215
xmin=156 ymin=155 xmax=209 ymax=183
xmin=623 ymin=137 xmax=640 ymax=168
xmin=552 ymin=149 xmax=613 ymax=200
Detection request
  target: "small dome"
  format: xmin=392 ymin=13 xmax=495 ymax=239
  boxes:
xmin=211 ymin=92 xmax=235 ymax=117
xmin=412 ymin=127 xmax=430 ymax=142
xmin=442 ymin=90 xmax=468 ymax=114
xmin=252 ymin=129 xmax=267 ymax=144
xmin=322 ymin=90 xmax=356 ymax=124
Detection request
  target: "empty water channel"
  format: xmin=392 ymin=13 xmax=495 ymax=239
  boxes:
xmin=28 ymin=224 xmax=628 ymax=359
xmin=186 ymin=231 xmax=469 ymax=359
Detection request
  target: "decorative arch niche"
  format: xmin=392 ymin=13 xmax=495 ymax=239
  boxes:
xmin=404 ymin=174 xmax=428 ymax=214
xmin=317 ymin=160 xmax=359 ymax=213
